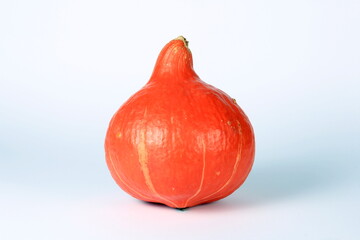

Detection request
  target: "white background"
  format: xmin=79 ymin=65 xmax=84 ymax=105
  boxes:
xmin=1 ymin=0 xmax=359 ymax=239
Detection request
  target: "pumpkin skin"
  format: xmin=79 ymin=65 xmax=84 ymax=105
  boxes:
xmin=105 ymin=36 xmax=255 ymax=209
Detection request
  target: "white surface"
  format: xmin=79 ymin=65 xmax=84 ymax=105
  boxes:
xmin=1 ymin=0 xmax=359 ymax=239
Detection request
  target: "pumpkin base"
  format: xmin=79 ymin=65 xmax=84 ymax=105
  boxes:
xmin=176 ymin=207 xmax=188 ymax=211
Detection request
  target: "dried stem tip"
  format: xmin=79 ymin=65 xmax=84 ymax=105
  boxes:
xmin=175 ymin=36 xmax=189 ymax=48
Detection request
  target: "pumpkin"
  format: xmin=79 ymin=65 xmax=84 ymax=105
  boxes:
xmin=105 ymin=36 xmax=255 ymax=209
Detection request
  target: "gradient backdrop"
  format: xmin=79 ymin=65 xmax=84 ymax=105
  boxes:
xmin=1 ymin=0 xmax=359 ymax=239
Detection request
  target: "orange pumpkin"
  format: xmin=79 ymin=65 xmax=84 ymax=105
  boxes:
xmin=105 ymin=36 xmax=255 ymax=209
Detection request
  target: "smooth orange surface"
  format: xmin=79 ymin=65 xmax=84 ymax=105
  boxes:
xmin=105 ymin=37 xmax=255 ymax=208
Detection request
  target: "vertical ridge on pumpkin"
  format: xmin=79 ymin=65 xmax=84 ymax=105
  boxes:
xmin=107 ymin=153 xmax=149 ymax=200
xmin=197 ymin=125 xmax=244 ymax=203
xmin=137 ymin=125 xmax=178 ymax=208
xmin=184 ymin=138 xmax=207 ymax=207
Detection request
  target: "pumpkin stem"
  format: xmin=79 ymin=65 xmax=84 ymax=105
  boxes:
xmin=148 ymin=35 xmax=196 ymax=81
xmin=175 ymin=36 xmax=189 ymax=49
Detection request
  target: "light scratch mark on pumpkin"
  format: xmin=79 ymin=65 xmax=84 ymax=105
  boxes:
xmin=198 ymin=124 xmax=243 ymax=203
xmin=138 ymin=122 xmax=178 ymax=208
xmin=184 ymin=138 xmax=206 ymax=207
